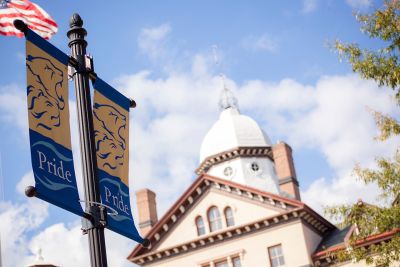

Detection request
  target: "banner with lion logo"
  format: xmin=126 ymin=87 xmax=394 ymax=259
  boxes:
xmin=93 ymin=78 xmax=143 ymax=243
xmin=26 ymin=29 xmax=83 ymax=216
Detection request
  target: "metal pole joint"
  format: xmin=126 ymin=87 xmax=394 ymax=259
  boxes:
xmin=81 ymin=205 xmax=108 ymax=234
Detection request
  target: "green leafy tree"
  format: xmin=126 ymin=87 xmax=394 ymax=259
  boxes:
xmin=326 ymin=1 xmax=400 ymax=266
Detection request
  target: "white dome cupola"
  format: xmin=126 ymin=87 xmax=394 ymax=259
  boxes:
xmin=196 ymin=86 xmax=281 ymax=195
xmin=199 ymin=107 xmax=272 ymax=163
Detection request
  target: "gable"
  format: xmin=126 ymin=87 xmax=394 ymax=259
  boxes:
xmin=128 ymin=174 xmax=306 ymax=260
xmin=156 ymin=186 xmax=287 ymax=250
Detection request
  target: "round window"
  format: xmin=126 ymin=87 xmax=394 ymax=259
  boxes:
xmin=250 ymin=162 xmax=260 ymax=172
xmin=223 ymin=166 xmax=233 ymax=177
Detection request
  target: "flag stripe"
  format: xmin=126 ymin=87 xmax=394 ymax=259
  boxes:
xmin=0 ymin=17 xmax=54 ymax=33
xmin=0 ymin=15 xmax=57 ymax=33
xmin=8 ymin=1 xmax=57 ymax=26
xmin=31 ymin=3 xmax=57 ymax=26
xmin=0 ymin=8 xmax=57 ymax=31
xmin=0 ymin=28 xmax=24 ymax=37
xmin=0 ymin=7 xmax=36 ymax=16
xmin=7 ymin=3 xmax=57 ymax=28
xmin=0 ymin=25 xmax=51 ymax=39
xmin=9 ymin=0 xmax=29 ymax=6
xmin=0 ymin=21 xmax=52 ymax=37
xmin=0 ymin=0 xmax=57 ymax=39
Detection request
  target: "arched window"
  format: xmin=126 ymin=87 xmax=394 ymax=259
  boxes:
xmin=224 ymin=207 xmax=235 ymax=227
xmin=195 ymin=216 xmax=205 ymax=236
xmin=207 ymin=206 xmax=222 ymax=232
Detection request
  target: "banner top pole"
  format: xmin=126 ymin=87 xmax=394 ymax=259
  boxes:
xmin=13 ymin=20 xmax=28 ymax=35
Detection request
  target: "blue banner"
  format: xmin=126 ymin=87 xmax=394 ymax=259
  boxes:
xmin=93 ymin=78 xmax=143 ymax=243
xmin=26 ymin=29 xmax=83 ymax=216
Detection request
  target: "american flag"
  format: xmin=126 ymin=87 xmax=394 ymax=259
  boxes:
xmin=0 ymin=0 xmax=57 ymax=39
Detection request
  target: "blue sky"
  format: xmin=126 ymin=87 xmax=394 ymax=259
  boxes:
xmin=0 ymin=0 xmax=399 ymax=266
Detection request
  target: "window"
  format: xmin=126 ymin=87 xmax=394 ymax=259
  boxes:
xmin=215 ymin=261 xmax=228 ymax=267
xmin=268 ymin=244 xmax=285 ymax=267
xmin=251 ymin=162 xmax=260 ymax=172
xmin=224 ymin=207 xmax=235 ymax=227
xmin=223 ymin=166 xmax=233 ymax=177
xmin=232 ymin=256 xmax=241 ymax=267
xmin=196 ymin=216 xmax=205 ymax=236
xmin=208 ymin=206 xmax=222 ymax=232
xmin=201 ymin=253 xmax=242 ymax=267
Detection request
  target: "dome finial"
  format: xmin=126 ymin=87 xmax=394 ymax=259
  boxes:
xmin=212 ymin=45 xmax=239 ymax=111
xmin=218 ymin=74 xmax=239 ymax=111
xmin=36 ymin=247 xmax=44 ymax=261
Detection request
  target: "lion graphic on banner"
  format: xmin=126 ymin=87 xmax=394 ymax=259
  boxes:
xmin=93 ymin=102 xmax=127 ymax=175
xmin=26 ymin=55 xmax=65 ymax=131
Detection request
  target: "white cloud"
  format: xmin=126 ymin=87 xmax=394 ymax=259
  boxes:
xmin=296 ymin=79 xmax=398 ymax=213
xmin=104 ymin=230 xmax=137 ymax=267
xmin=4 ymin=219 xmax=135 ymax=267
xmin=0 ymin=199 xmax=48 ymax=267
xmin=115 ymin=61 xmax=222 ymax=215
xmin=238 ymin=74 xmax=398 ymax=213
xmin=114 ymin=62 xmax=398 ymax=221
xmin=301 ymin=172 xmax=380 ymax=218
xmin=239 ymin=78 xmax=315 ymax=112
xmin=242 ymin=34 xmax=279 ymax=53
xmin=0 ymin=84 xmax=28 ymax=134
xmin=16 ymin=172 xmax=34 ymax=196
xmin=302 ymin=0 xmax=318 ymax=13
xmin=21 ymin=223 xmax=86 ymax=266
xmin=288 ymin=75 xmax=398 ymax=174
xmin=239 ymin=75 xmax=398 ymax=169
xmin=140 ymin=24 xmax=171 ymax=42
xmin=137 ymin=24 xmax=171 ymax=60
xmin=346 ymin=0 xmax=371 ymax=9
xmin=24 ymin=222 xmax=134 ymax=267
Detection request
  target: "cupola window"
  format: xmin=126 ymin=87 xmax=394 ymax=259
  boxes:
xmin=223 ymin=166 xmax=233 ymax=177
xmin=224 ymin=207 xmax=235 ymax=227
xmin=195 ymin=216 xmax=205 ymax=236
xmin=208 ymin=206 xmax=222 ymax=232
xmin=251 ymin=162 xmax=259 ymax=172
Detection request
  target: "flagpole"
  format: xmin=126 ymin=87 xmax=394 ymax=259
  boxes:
xmin=67 ymin=14 xmax=108 ymax=267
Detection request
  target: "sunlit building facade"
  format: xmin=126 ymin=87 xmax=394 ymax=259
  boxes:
xmin=128 ymin=93 xmax=396 ymax=267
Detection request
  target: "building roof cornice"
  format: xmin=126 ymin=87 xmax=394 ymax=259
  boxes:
xmin=196 ymin=146 xmax=273 ymax=175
